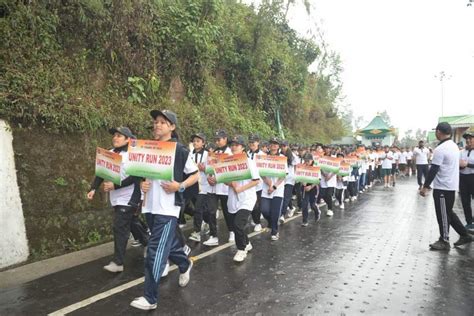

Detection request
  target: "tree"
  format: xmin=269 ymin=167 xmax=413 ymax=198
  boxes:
xmin=379 ymin=110 xmax=392 ymax=127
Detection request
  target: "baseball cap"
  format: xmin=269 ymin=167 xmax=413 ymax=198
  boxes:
xmin=214 ymin=129 xmax=228 ymax=139
xmin=260 ymin=140 xmax=269 ymax=147
xmin=281 ymin=140 xmax=289 ymax=146
xmin=248 ymin=133 xmax=260 ymax=142
xmin=436 ymin=122 xmax=452 ymax=135
xmin=269 ymin=137 xmax=280 ymax=145
xmin=191 ymin=132 xmax=207 ymax=142
xmin=229 ymin=135 xmax=246 ymax=146
xmin=150 ymin=109 xmax=178 ymax=126
xmin=462 ymin=127 xmax=474 ymax=139
xmin=109 ymin=126 xmax=136 ymax=138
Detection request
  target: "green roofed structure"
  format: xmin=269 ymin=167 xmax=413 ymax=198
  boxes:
xmin=437 ymin=114 xmax=474 ymax=145
xmin=356 ymin=115 xmax=397 ymax=147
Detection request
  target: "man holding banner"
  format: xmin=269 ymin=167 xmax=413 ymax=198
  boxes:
xmin=129 ymin=110 xmax=199 ymax=311
xmin=87 ymin=126 xmax=142 ymax=273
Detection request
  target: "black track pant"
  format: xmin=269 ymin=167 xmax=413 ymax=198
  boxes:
xmin=320 ymin=187 xmax=334 ymax=210
xmin=229 ymin=209 xmax=251 ymax=250
xmin=113 ymin=205 xmax=134 ymax=265
xmin=460 ymin=174 xmax=474 ymax=225
xmin=251 ymin=190 xmax=262 ymax=225
xmin=432 ymin=189 xmax=468 ymax=241
xmin=417 ymin=164 xmax=429 ymax=186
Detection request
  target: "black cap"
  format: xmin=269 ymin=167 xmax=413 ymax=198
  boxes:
xmin=191 ymin=133 xmax=207 ymax=142
xmin=109 ymin=126 xmax=136 ymax=138
xmin=248 ymin=133 xmax=260 ymax=142
xmin=261 ymin=140 xmax=269 ymax=147
xmin=150 ymin=109 xmax=178 ymax=126
xmin=230 ymin=135 xmax=246 ymax=146
xmin=281 ymin=140 xmax=289 ymax=146
xmin=207 ymin=143 xmax=217 ymax=151
xmin=214 ymin=129 xmax=228 ymax=139
xmin=462 ymin=128 xmax=473 ymax=139
xmin=303 ymin=152 xmax=313 ymax=161
xmin=436 ymin=122 xmax=452 ymax=135
xmin=269 ymin=137 xmax=280 ymax=145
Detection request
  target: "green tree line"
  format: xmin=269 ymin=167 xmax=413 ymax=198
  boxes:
xmin=0 ymin=0 xmax=346 ymax=143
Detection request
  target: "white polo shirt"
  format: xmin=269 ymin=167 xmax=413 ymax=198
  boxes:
xmin=285 ymin=152 xmax=298 ymax=186
xmin=406 ymin=151 xmax=413 ymax=160
xmin=248 ymin=149 xmax=265 ymax=192
xmin=399 ymin=151 xmax=407 ymax=164
xmin=227 ymin=159 xmax=260 ymax=213
xmin=110 ymin=151 xmax=135 ymax=207
xmin=413 ymin=147 xmax=430 ymax=165
xmin=189 ymin=149 xmax=209 ymax=194
xmin=142 ymin=154 xmax=198 ymax=217
xmin=392 ymin=152 xmax=400 ymax=165
xmin=261 ymin=153 xmax=288 ymax=199
xmin=460 ymin=148 xmax=474 ymax=175
xmin=432 ymin=139 xmax=459 ymax=191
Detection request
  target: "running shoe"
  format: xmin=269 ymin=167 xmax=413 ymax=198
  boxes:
xmin=178 ymin=260 xmax=193 ymax=287
xmin=189 ymin=231 xmax=201 ymax=242
xmin=228 ymin=231 xmax=235 ymax=243
xmin=233 ymin=250 xmax=247 ymax=262
xmin=130 ymin=297 xmax=157 ymax=310
xmin=429 ymin=239 xmax=450 ymax=250
xmin=271 ymin=233 xmax=279 ymax=241
xmin=453 ymin=235 xmax=472 ymax=247
xmin=245 ymin=242 xmax=253 ymax=252
xmin=301 ymin=222 xmax=308 ymax=227
xmin=254 ymin=224 xmax=262 ymax=232
xmin=203 ymin=236 xmax=219 ymax=246
xmin=326 ymin=209 xmax=334 ymax=217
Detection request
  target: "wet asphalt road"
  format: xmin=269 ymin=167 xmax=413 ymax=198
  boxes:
xmin=1 ymin=178 xmax=473 ymax=315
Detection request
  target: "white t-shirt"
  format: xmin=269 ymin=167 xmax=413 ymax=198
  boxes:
xmin=206 ymin=146 xmax=233 ymax=195
xmin=368 ymin=152 xmax=377 ymax=169
xmin=459 ymin=148 xmax=474 ymax=175
xmin=413 ymin=147 xmax=430 ymax=165
xmin=248 ymin=149 xmax=265 ymax=191
xmin=399 ymin=152 xmax=407 ymax=164
xmin=431 ymin=140 xmax=459 ymax=191
xmin=380 ymin=151 xmax=394 ymax=169
xmin=189 ymin=149 xmax=209 ymax=194
xmin=110 ymin=151 xmax=135 ymax=207
xmin=142 ymin=154 xmax=198 ymax=217
xmin=261 ymin=154 xmax=288 ymax=199
xmin=406 ymin=151 xmax=413 ymax=160
xmin=227 ymin=159 xmax=260 ymax=213
xmin=392 ymin=152 xmax=400 ymax=165
xmin=285 ymin=152 xmax=298 ymax=186
xmin=320 ymin=171 xmax=337 ymax=188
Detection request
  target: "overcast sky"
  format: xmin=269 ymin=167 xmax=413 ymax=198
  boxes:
xmin=282 ymin=0 xmax=474 ymax=132
xmin=274 ymin=0 xmax=474 ymax=135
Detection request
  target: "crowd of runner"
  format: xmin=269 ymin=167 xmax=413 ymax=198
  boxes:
xmin=86 ymin=109 xmax=474 ymax=311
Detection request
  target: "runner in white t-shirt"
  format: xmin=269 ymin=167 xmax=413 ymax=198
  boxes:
xmin=379 ymin=146 xmax=394 ymax=188
xmin=420 ymin=122 xmax=472 ymax=250
xmin=413 ymin=141 xmax=430 ymax=190
xmin=131 ymin=110 xmax=199 ymax=311
xmin=225 ymin=135 xmax=260 ymax=262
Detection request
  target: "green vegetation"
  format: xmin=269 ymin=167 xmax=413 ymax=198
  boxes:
xmin=1 ymin=0 xmax=346 ymax=143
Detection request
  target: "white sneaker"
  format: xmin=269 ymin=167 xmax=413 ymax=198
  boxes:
xmin=228 ymin=231 xmax=235 ymax=243
xmin=340 ymin=203 xmax=345 ymax=210
xmin=326 ymin=210 xmax=334 ymax=217
xmin=103 ymin=261 xmax=123 ymax=273
xmin=279 ymin=216 xmax=286 ymax=224
xmin=287 ymin=207 xmax=295 ymax=218
xmin=183 ymin=245 xmax=191 ymax=256
xmin=130 ymin=296 xmax=157 ymax=310
xmin=245 ymin=242 xmax=253 ymax=252
xmin=189 ymin=231 xmax=201 ymax=242
xmin=131 ymin=240 xmax=141 ymax=247
xmin=179 ymin=224 xmax=186 ymax=229
xmin=353 ymin=196 xmax=358 ymax=200
xmin=179 ymin=260 xmax=193 ymax=287
xmin=344 ymin=198 xmax=350 ymax=202
xmin=271 ymin=233 xmax=279 ymax=241
xmin=216 ymin=210 xmax=220 ymax=219
xmin=161 ymin=261 xmax=169 ymax=278
xmin=233 ymin=250 xmax=247 ymax=262
xmin=334 ymin=200 xmax=340 ymax=206
xmin=254 ymin=224 xmax=262 ymax=232
xmin=203 ymin=236 xmax=219 ymax=246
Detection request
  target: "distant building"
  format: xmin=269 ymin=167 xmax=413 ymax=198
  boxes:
xmin=438 ymin=114 xmax=474 ymax=146
xmin=356 ymin=115 xmax=397 ymax=147
xmin=330 ymin=135 xmax=357 ymax=146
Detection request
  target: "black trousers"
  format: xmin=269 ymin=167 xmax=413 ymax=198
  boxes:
xmin=294 ymin=183 xmax=303 ymax=208
xmin=229 ymin=209 xmax=251 ymax=250
xmin=433 ymin=189 xmax=468 ymax=241
xmin=320 ymin=187 xmax=334 ymax=210
xmin=251 ymin=190 xmax=262 ymax=224
xmin=460 ymin=174 xmax=474 ymax=225
xmin=192 ymin=194 xmax=209 ymax=232
xmin=416 ymin=164 xmax=429 ymax=186
xmin=208 ymin=194 xmax=232 ymax=234
xmin=281 ymin=184 xmax=294 ymax=217
xmin=335 ymin=187 xmax=345 ymax=204
xmin=113 ymin=205 xmax=134 ymax=265
xmin=130 ymin=213 xmax=149 ymax=246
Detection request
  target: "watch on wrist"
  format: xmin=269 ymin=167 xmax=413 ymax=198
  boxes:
xmin=272 ymin=185 xmax=277 ymax=190
xmin=178 ymin=182 xmax=186 ymax=193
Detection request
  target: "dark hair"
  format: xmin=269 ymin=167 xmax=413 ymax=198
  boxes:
xmin=283 ymin=147 xmax=293 ymax=166
xmin=172 ymin=130 xmax=180 ymax=141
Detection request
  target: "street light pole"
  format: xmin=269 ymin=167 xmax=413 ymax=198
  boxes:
xmin=435 ymin=71 xmax=451 ymax=117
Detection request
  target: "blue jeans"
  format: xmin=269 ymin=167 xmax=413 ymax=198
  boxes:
xmin=260 ymin=197 xmax=283 ymax=236
xmin=143 ymin=214 xmax=190 ymax=304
